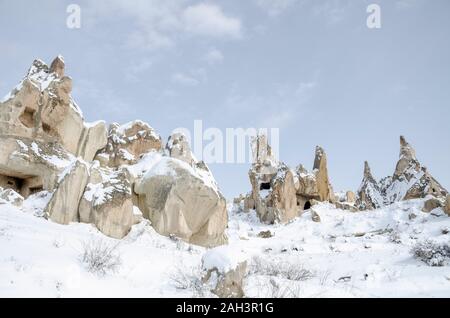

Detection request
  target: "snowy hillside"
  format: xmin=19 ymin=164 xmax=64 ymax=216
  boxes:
xmin=1 ymin=196 xmax=449 ymax=298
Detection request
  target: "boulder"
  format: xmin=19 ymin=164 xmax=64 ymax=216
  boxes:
xmin=202 ymin=247 xmax=248 ymax=298
xmin=135 ymin=155 xmax=227 ymax=247
xmin=45 ymin=160 xmax=89 ymax=224
xmin=422 ymin=197 xmax=443 ymax=213
xmin=79 ymin=166 xmax=134 ymax=239
xmin=97 ymin=120 xmax=162 ymax=167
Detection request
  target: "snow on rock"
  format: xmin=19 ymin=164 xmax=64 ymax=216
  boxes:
xmin=202 ymin=245 xmax=248 ymax=273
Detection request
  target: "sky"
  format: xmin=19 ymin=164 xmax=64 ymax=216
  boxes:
xmin=0 ymin=0 xmax=449 ymax=198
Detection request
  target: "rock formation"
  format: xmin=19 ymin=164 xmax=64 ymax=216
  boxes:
xmin=0 ymin=57 xmax=107 ymax=161
xmin=242 ymin=135 xmax=336 ymax=223
xmin=355 ymin=136 xmax=448 ymax=211
xmin=201 ymin=246 xmax=248 ymax=298
xmin=45 ymin=160 xmax=89 ymax=224
xmin=135 ymin=134 xmax=228 ymax=247
xmin=0 ymin=57 xmax=228 ymax=246
xmin=355 ymin=161 xmax=385 ymax=210
xmin=96 ymin=121 xmax=162 ymax=167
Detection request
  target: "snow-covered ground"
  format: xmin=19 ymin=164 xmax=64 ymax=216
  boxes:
xmin=0 ymin=195 xmax=449 ymax=298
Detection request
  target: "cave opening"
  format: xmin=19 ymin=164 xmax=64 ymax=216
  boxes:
xmin=260 ymin=182 xmax=271 ymax=191
xmin=0 ymin=174 xmax=43 ymax=198
xmin=304 ymin=201 xmax=311 ymax=210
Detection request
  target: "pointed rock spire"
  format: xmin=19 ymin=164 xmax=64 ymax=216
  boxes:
xmin=356 ymin=161 xmax=384 ymax=210
xmin=399 ymin=135 xmax=416 ymax=161
xmin=312 ymin=146 xmax=334 ymax=202
xmin=363 ymin=161 xmax=372 ymax=179
xmin=50 ymin=55 xmax=65 ymax=77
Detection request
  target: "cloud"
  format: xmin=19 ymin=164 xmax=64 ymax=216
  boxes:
xmin=254 ymin=0 xmax=300 ymax=17
xmin=85 ymin=0 xmax=242 ymax=51
xmin=171 ymin=73 xmax=200 ymax=86
xmin=204 ymin=48 xmax=224 ymax=65
xmin=183 ymin=4 xmax=242 ymax=38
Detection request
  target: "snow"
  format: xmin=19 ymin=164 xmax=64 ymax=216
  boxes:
xmin=1 ymin=195 xmax=449 ymax=297
xmin=115 ymin=120 xmax=160 ymax=140
xmin=125 ymin=151 xmax=163 ymax=178
xmin=29 ymin=142 xmax=74 ymax=169
xmin=202 ymin=245 xmax=248 ymax=273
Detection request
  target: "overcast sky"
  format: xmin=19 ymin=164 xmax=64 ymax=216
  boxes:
xmin=1 ymin=0 xmax=449 ymax=198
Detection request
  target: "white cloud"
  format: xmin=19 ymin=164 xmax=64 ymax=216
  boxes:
xmin=204 ymin=48 xmax=224 ymax=65
xmin=85 ymin=1 xmax=242 ymax=51
xmin=254 ymin=0 xmax=300 ymax=17
xmin=171 ymin=73 xmax=200 ymax=86
xmin=182 ymin=4 xmax=242 ymax=38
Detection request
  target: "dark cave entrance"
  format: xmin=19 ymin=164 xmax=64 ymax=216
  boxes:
xmin=304 ymin=201 xmax=311 ymax=210
xmin=260 ymin=182 xmax=271 ymax=191
xmin=0 ymin=174 xmax=43 ymax=198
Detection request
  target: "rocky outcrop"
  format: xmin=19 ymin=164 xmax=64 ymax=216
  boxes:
xmin=383 ymin=136 xmax=447 ymax=202
xmin=356 ymin=136 xmax=448 ymax=211
xmin=0 ymin=57 xmax=106 ymax=161
xmin=135 ymin=134 xmax=227 ymax=247
xmin=96 ymin=120 xmax=162 ymax=167
xmin=246 ymin=135 xmax=297 ymax=223
xmin=313 ymin=146 xmax=335 ymax=203
xmin=245 ymin=135 xmax=337 ymax=223
xmin=355 ymin=162 xmax=385 ymax=210
xmin=79 ymin=165 xmax=134 ymax=239
xmin=45 ymin=160 xmax=89 ymax=224
xmin=1 ymin=56 xmax=229 ymax=247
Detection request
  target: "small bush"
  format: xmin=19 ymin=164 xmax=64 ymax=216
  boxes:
xmin=249 ymin=256 xmax=315 ymax=281
xmin=411 ymin=240 xmax=450 ymax=267
xmin=169 ymin=265 xmax=209 ymax=298
xmin=80 ymin=239 xmax=122 ymax=276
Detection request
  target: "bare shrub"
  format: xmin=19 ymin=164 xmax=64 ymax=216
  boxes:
xmin=80 ymin=239 xmax=122 ymax=276
xmin=388 ymin=229 xmax=402 ymax=244
xmin=411 ymin=240 xmax=450 ymax=267
xmin=250 ymin=256 xmax=315 ymax=281
xmin=169 ymin=265 xmax=210 ymax=298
